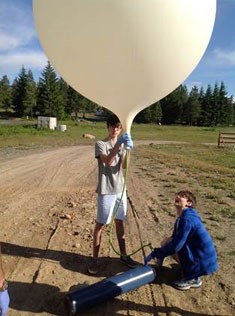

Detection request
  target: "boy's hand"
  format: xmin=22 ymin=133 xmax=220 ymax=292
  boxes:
xmin=125 ymin=133 xmax=133 ymax=149
xmin=144 ymin=249 xmax=164 ymax=269
xmin=144 ymin=252 xmax=155 ymax=265
xmin=117 ymin=133 xmax=126 ymax=145
xmin=117 ymin=133 xmax=133 ymax=149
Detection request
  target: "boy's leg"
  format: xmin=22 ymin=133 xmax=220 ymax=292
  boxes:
xmin=92 ymin=194 xmax=116 ymax=258
xmin=88 ymin=222 xmax=104 ymax=275
xmin=88 ymin=194 xmax=115 ymax=275
xmin=114 ymin=191 xmax=127 ymax=255
xmin=115 ymin=219 xmax=126 ymax=255
xmin=93 ymin=222 xmax=105 ymax=258
xmin=115 ymin=219 xmax=139 ymax=268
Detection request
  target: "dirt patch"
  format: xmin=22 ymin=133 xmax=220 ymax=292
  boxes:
xmin=0 ymin=145 xmax=234 ymax=315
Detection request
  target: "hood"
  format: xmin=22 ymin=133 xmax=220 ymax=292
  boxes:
xmin=181 ymin=208 xmax=201 ymax=221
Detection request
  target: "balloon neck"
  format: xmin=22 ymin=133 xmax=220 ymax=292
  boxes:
xmin=121 ymin=118 xmax=132 ymax=134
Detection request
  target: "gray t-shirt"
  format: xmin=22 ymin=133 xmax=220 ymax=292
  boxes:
xmin=95 ymin=139 xmax=125 ymax=195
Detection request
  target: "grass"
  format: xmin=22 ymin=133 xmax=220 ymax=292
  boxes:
xmin=146 ymin=143 xmax=235 ymax=170
xmin=131 ymin=124 xmax=235 ymax=144
xmin=227 ymin=251 xmax=235 ymax=256
xmin=0 ymin=118 xmax=234 ymax=148
xmin=0 ymin=120 xmax=106 ymax=148
xmin=220 ymin=206 xmax=235 ymax=219
xmin=130 ymin=140 xmax=234 ymax=263
xmin=1 ymin=119 xmax=235 ymax=199
xmin=138 ymin=144 xmax=235 ymax=195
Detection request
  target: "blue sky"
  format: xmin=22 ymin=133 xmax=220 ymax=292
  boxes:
xmin=0 ymin=0 xmax=235 ymax=98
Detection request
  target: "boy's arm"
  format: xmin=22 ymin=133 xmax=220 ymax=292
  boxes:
xmin=99 ymin=143 xmax=122 ymax=166
xmin=96 ymin=133 xmax=133 ymax=167
xmin=153 ymin=219 xmax=192 ymax=258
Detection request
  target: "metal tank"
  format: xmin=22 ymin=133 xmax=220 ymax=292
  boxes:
xmin=66 ymin=265 xmax=156 ymax=314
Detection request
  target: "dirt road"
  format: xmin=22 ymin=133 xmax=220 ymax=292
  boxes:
xmin=0 ymin=145 xmax=234 ymax=315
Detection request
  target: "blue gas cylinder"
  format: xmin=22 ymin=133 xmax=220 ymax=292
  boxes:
xmin=66 ymin=265 xmax=156 ymax=314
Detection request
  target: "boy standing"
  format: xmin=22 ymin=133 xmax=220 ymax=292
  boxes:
xmin=144 ymin=190 xmax=218 ymax=290
xmin=88 ymin=114 xmax=137 ymax=275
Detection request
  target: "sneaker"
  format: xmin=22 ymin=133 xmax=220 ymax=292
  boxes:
xmin=120 ymin=255 xmax=139 ymax=268
xmin=87 ymin=258 xmax=98 ymax=275
xmin=173 ymin=277 xmax=202 ymax=290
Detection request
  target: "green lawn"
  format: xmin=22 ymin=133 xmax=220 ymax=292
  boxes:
xmin=0 ymin=119 xmax=234 ymax=148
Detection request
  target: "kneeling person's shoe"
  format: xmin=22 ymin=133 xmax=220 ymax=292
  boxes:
xmin=87 ymin=258 xmax=98 ymax=275
xmin=173 ymin=277 xmax=202 ymax=290
xmin=120 ymin=255 xmax=139 ymax=268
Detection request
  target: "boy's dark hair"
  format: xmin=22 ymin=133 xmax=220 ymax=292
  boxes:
xmin=177 ymin=190 xmax=197 ymax=208
xmin=106 ymin=114 xmax=121 ymax=127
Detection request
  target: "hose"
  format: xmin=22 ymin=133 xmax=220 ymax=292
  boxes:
xmin=108 ymin=148 xmax=152 ymax=257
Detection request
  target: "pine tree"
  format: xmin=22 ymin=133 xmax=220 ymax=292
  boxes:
xmin=200 ymin=85 xmax=213 ymax=126
xmin=183 ymin=86 xmax=201 ymax=125
xmin=0 ymin=75 xmax=12 ymax=111
xmin=233 ymin=101 xmax=235 ymax=125
xmin=135 ymin=106 xmax=151 ymax=123
xmin=12 ymin=66 xmax=34 ymax=117
xmin=79 ymin=97 xmax=97 ymax=118
xmin=58 ymin=78 xmax=69 ymax=115
xmin=37 ymin=61 xmax=65 ymax=119
xmin=150 ymin=101 xmax=162 ymax=124
xmin=198 ymin=87 xmax=205 ymax=126
xmin=65 ymin=86 xmax=83 ymax=119
xmin=218 ymin=82 xmax=233 ymax=125
xmin=25 ymin=70 xmax=37 ymax=117
xmin=161 ymin=85 xmax=188 ymax=124
xmin=212 ymin=82 xmax=220 ymax=126
xmin=135 ymin=101 xmax=162 ymax=124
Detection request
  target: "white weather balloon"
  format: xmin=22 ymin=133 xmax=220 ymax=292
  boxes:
xmin=33 ymin=0 xmax=216 ymax=132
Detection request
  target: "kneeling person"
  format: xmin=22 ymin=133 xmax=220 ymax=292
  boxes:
xmin=144 ymin=190 xmax=218 ymax=290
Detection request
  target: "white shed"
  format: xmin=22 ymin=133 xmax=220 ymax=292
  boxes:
xmin=37 ymin=116 xmax=57 ymax=130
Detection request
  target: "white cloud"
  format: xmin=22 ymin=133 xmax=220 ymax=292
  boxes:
xmin=0 ymin=33 xmax=33 ymax=51
xmin=213 ymin=48 xmax=235 ymax=66
xmin=0 ymin=50 xmax=47 ymax=74
xmin=0 ymin=1 xmax=36 ymax=52
xmin=0 ymin=1 xmax=47 ymax=80
xmin=201 ymin=48 xmax=235 ymax=71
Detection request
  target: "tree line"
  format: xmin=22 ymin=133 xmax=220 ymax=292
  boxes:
xmin=0 ymin=61 xmax=234 ymax=126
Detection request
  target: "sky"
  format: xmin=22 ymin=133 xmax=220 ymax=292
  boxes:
xmin=0 ymin=0 xmax=235 ymax=98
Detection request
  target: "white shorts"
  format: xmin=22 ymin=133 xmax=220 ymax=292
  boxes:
xmin=97 ymin=191 xmax=127 ymax=224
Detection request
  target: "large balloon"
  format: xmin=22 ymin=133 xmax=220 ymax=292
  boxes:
xmin=33 ymin=0 xmax=216 ymax=132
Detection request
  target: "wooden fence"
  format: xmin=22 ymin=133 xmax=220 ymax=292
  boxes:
xmin=217 ymin=132 xmax=235 ymax=147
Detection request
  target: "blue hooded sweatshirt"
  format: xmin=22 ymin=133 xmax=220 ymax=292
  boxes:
xmin=153 ymin=208 xmax=218 ymax=280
